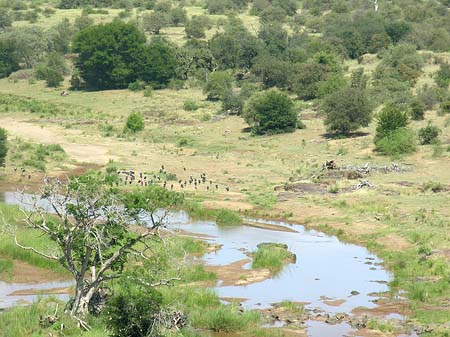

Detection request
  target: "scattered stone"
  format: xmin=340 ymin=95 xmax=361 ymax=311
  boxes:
xmin=350 ymin=291 xmax=360 ymax=296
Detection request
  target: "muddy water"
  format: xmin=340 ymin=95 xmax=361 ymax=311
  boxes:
xmin=1 ymin=191 xmax=395 ymax=336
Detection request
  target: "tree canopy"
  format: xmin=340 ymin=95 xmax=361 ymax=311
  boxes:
xmin=73 ymin=21 xmax=176 ymax=90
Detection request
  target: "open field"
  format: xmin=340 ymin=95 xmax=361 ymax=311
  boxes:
xmin=1 ymin=1 xmax=450 ymax=336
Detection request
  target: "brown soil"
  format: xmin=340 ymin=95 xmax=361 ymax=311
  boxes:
xmin=322 ymin=299 xmax=346 ymax=307
xmin=243 ymin=221 xmax=299 ymax=233
xmin=205 ymin=259 xmax=271 ymax=287
xmin=8 ymin=286 xmax=72 ymax=296
xmin=0 ymin=117 xmax=118 ymax=165
xmin=377 ymin=234 xmax=412 ymax=252
xmin=352 ymin=298 xmax=410 ymax=318
xmin=9 ymin=260 xmax=68 ymax=284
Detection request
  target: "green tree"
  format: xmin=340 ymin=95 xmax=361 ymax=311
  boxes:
xmin=385 ymin=21 xmax=411 ymax=43
xmin=209 ymin=19 xmax=262 ymax=69
xmin=0 ymin=128 xmax=7 ymax=167
xmin=73 ymin=21 xmax=176 ymax=90
xmin=243 ymin=89 xmax=298 ymax=135
xmin=5 ymin=173 xmax=179 ymax=318
xmin=0 ymin=38 xmax=20 ymax=78
xmin=322 ymin=87 xmax=373 ymax=134
xmin=73 ymin=21 xmax=146 ymax=89
xmin=185 ymin=16 xmax=207 ymax=39
xmin=4 ymin=26 xmax=50 ymax=68
xmin=126 ymin=112 xmax=145 ymax=133
xmin=142 ymin=12 xmax=170 ymax=35
xmin=138 ymin=37 xmax=177 ymax=87
xmin=203 ymin=71 xmax=233 ymax=100
xmin=258 ymin=22 xmax=289 ymax=55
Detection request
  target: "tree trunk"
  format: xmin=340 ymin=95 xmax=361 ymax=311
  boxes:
xmin=70 ymin=280 xmax=96 ymax=318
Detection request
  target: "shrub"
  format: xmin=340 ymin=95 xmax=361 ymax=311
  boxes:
xmin=104 ymin=284 xmax=163 ymax=337
xmin=375 ymin=104 xmax=409 ymax=142
xmin=125 ymin=112 xmax=145 ymax=133
xmin=143 ymin=87 xmax=153 ymax=97
xmin=45 ymin=68 xmax=64 ymax=87
xmin=0 ymin=127 xmax=7 ymax=167
xmin=128 ymin=80 xmax=146 ymax=92
xmin=183 ymin=100 xmax=199 ymax=111
xmin=417 ymin=84 xmax=447 ymax=109
xmin=322 ymin=87 xmax=373 ymax=135
xmin=243 ymin=89 xmax=298 ymax=135
xmin=375 ymin=128 xmax=416 ymax=157
xmin=203 ymin=71 xmax=233 ymax=100
xmin=418 ymin=123 xmax=441 ymax=145
xmin=440 ymin=101 xmax=450 ymax=115
xmin=409 ymin=99 xmax=426 ymax=120
xmin=215 ymin=209 xmax=242 ymax=226
xmin=435 ymin=62 xmax=450 ymax=88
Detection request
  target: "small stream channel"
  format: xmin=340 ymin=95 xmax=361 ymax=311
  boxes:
xmin=0 ymin=191 xmax=405 ymax=336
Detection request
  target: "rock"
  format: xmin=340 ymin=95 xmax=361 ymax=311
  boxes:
xmin=325 ymin=316 xmax=338 ymax=325
xmin=350 ymin=290 xmax=360 ymax=296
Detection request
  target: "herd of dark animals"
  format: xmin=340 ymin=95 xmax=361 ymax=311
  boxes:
xmin=5 ymin=165 xmax=230 ymax=193
xmin=116 ymin=165 xmax=231 ymax=192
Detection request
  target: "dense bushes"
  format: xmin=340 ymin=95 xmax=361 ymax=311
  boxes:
xmin=73 ymin=21 xmax=176 ymax=90
xmin=375 ymin=128 xmax=417 ymax=156
xmin=243 ymin=89 xmax=298 ymax=135
xmin=104 ymin=284 xmax=163 ymax=337
xmin=0 ymin=128 xmax=7 ymax=167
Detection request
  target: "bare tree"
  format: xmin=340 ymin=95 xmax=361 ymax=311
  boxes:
xmin=2 ymin=173 xmax=180 ymax=326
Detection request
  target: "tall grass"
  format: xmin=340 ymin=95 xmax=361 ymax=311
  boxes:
xmin=0 ymin=299 xmax=107 ymax=337
xmin=189 ymin=306 xmax=260 ymax=332
xmin=183 ymin=201 xmax=242 ymax=225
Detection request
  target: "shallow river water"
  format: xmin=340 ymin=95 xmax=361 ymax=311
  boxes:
xmin=0 ymin=191 xmax=403 ymax=336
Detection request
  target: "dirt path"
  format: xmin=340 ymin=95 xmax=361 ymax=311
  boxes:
xmin=0 ymin=117 xmax=117 ymax=165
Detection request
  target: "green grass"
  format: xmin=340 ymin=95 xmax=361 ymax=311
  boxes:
xmin=215 ymin=208 xmax=242 ymax=226
xmin=0 ymin=299 xmax=107 ymax=337
xmin=189 ymin=305 xmax=260 ymax=332
xmin=0 ymin=93 xmax=108 ymax=121
xmin=0 ymin=258 xmax=13 ymax=276
xmin=182 ymin=264 xmax=217 ymax=282
xmin=278 ymin=300 xmax=305 ymax=315
xmin=0 ymin=203 xmax=67 ymax=274
xmin=252 ymin=243 xmax=295 ymax=273
xmin=10 ymin=139 xmax=67 ymax=172
xmin=183 ymin=201 xmax=242 ymax=225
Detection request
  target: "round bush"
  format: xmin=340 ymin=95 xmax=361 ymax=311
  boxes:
xmin=418 ymin=123 xmax=441 ymax=145
xmin=126 ymin=112 xmax=145 ymax=133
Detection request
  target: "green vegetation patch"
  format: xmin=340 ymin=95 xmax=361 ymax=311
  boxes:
xmin=0 ymin=93 xmax=106 ymax=120
xmin=251 ymin=242 xmax=296 ymax=273
xmin=10 ymin=140 xmax=67 ymax=172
